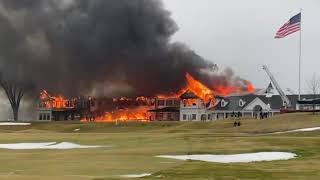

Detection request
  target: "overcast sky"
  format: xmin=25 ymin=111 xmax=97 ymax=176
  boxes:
xmin=1 ymin=0 xmax=320 ymax=120
xmin=163 ymin=0 xmax=320 ymax=94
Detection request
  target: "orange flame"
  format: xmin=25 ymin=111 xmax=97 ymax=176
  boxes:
xmin=157 ymin=73 xmax=214 ymax=104
xmin=39 ymin=90 xmax=73 ymax=109
xmin=83 ymin=107 xmax=150 ymax=122
xmin=157 ymin=73 xmax=255 ymax=103
xmin=86 ymin=96 xmax=153 ymax=122
xmin=247 ymin=82 xmax=255 ymax=93
xmin=215 ymin=82 xmax=256 ymax=96
xmin=184 ymin=73 xmax=214 ymax=104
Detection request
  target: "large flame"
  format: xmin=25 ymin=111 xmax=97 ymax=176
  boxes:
xmin=183 ymin=73 xmax=214 ymax=104
xmin=90 ymin=107 xmax=150 ymax=122
xmin=156 ymin=73 xmax=214 ymax=104
xmin=215 ymin=81 xmax=255 ymax=96
xmin=182 ymin=73 xmax=255 ymax=98
xmin=83 ymin=97 xmax=154 ymax=122
xmin=39 ymin=90 xmax=73 ymax=109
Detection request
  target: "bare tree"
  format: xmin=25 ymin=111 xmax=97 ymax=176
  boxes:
xmin=0 ymin=80 xmax=25 ymax=121
xmin=307 ymin=74 xmax=320 ymax=113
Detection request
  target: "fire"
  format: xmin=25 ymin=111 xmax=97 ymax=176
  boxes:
xmin=246 ymin=82 xmax=255 ymax=92
xmin=39 ymin=90 xmax=73 ymax=109
xmin=96 ymin=108 xmax=149 ymax=122
xmin=156 ymin=73 xmax=214 ymax=104
xmin=83 ymin=96 xmax=154 ymax=122
xmin=215 ymin=82 xmax=255 ymax=96
xmin=112 ymin=96 xmax=154 ymax=106
xmin=83 ymin=107 xmax=150 ymax=122
xmin=184 ymin=73 xmax=214 ymax=104
xmin=157 ymin=73 xmax=255 ymax=103
xmin=40 ymin=73 xmax=255 ymax=122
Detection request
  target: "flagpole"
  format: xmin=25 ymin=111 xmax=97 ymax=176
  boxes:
xmin=298 ymin=9 xmax=302 ymax=100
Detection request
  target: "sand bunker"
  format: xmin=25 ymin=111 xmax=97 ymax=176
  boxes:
xmin=0 ymin=122 xmax=31 ymax=126
xmin=0 ymin=142 xmax=103 ymax=150
xmin=120 ymin=173 xmax=151 ymax=178
xmin=157 ymin=152 xmax=296 ymax=163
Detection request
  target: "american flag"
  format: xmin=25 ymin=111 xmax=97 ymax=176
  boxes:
xmin=275 ymin=13 xmax=301 ymax=39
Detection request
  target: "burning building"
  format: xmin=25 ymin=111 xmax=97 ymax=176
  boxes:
xmin=37 ymin=90 xmax=92 ymax=121
xmin=148 ymin=97 xmax=180 ymax=121
xmin=36 ymin=73 xmax=257 ymax=122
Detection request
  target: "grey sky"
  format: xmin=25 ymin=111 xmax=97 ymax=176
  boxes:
xmin=163 ymin=0 xmax=320 ymax=93
xmin=0 ymin=0 xmax=319 ymax=121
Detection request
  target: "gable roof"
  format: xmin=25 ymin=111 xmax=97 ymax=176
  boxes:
xmin=242 ymin=97 xmax=271 ymax=111
xmin=210 ymin=94 xmax=320 ymax=111
xmin=180 ymin=90 xmax=199 ymax=99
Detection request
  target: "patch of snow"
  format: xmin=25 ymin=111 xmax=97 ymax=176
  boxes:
xmin=157 ymin=152 xmax=296 ymax=163
xmin=0 ymin=122 xmax=31 ymax=126
xmin=120 ymin=173 xmax=151 ymax=178
xmin=292 ymin=127 xmax=320 ymax=132
xmin=43 ymin=142 xmax=102 ymax=149
xmin=272 ymin=127 xmax=320 ymax=134
xmin=0 ymin=142 xmax=56 ymax=150
xmin=73 ymin=128 xmax=81 ymax=132
xmin=0 ymin=142 xmax=104 ymax=150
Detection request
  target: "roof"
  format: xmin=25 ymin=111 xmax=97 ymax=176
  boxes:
xmin=265 ymin=82 xmax=274 ymax=94
xmin=298 ymin=98 xmax=320 ymax=104
xmin=210 ymin=94 xmax=320 ymax=111
xmin=180 ymin=90 xmax=199 ymax=99
xmin=212 ymin=94 xmax=258 ymax=111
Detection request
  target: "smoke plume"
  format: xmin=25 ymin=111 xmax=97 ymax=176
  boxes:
xmin=0 ymin=0 xmax=250 ymax=99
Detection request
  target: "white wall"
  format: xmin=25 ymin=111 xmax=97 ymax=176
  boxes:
xmin=180 ymin=108 xmax=207 ymax=121
xmin=243 ymin=97 xmax=271 ymax=111
xmin=180 ymin=98 xmax=207 ymax=121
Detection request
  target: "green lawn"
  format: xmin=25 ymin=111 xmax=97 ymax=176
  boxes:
xmin=0 ymin=113 xmax=319 ymax=179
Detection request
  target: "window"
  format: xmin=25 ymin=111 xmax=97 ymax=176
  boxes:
xmin=208 ymin=114 xmax=212 ymax=120
xmin=91 ymin=101 xmax=95 ymax=107
xmin=166 ymin=100 xmax=173 ymax=106
xmin=192 ymin=114 xmax=197 ymax=120
xmin=156 ymin=112 xmax=164 ymax=120
xmin=167 ymin=113 xmax=172 ymax=120
xmin=239 ymin=99 xmax=246 ymax=107
xmin=174 ymin=100 xmax=180 ymax=106
xmin=221 ymin=99 xmax=228 ymax=107
xmin=46 ymin=113 xmax=51 ymax=120
xmin=282 ymin=101 xmax=287 ymax=107
xmin=157 ymin=100 xmax=165 ymax=106
xmin=43 ymin=113 xmax=46 ymax=120
xmin=201 ymin=114 xmax=207 ymax=121
xmin=183 ymin=114 xmax=187 ymax=120
xmin=39 ymin=113 xmax=43 ymax=120
xmin=183 ymin=99 xmax=197 ymax=107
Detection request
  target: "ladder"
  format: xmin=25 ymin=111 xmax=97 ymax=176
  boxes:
xmin=262 ymin=65 xmax=292 ymax=108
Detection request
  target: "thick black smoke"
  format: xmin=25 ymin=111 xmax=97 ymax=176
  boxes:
xmin=0 ymin=0 xmax=249 ymax=99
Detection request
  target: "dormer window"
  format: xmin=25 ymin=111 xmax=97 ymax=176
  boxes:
xmin=267 ymin=103 xmax=271 ymax=109
xmin=283 ymin=101 xmax=287 ymax=107
xmin=221 ymin=99 xmax=228 ymax=107
xmin=239 ymin=99 xmax=246 ymax=107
